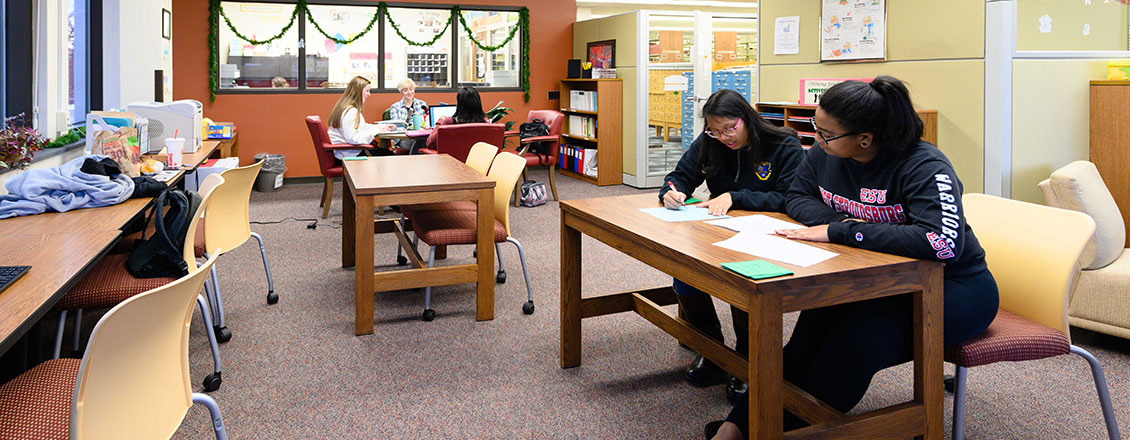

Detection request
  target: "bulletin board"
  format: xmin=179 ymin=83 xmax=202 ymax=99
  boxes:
xmin=820 ymin=0 xmax=886 ymax=62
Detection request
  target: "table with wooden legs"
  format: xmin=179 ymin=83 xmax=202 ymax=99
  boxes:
xmin=559 ymin=194 xmax=944 ymax=439
xmin=341 ymin=154 xmax=496 ymax=335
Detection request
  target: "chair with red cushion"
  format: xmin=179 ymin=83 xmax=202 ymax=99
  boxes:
xmin=946 ymin=194 xmax=1120 ymax=440
xmin=402 ymin=152 xmax=534 ymax=321
xmin=416 ymin=123 xmax=504 ymax=163
xmin=305 ymin=115 xmax=365 ymax=219
xmin=511 ymin=110 xmax=564 ymax=206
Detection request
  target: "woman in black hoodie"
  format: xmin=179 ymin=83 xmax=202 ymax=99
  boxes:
xmin=659 ymin=89 xmax=805 ymax=404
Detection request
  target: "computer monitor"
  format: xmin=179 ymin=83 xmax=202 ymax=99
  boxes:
xmin=429 ymin=104 xmax=457 ymax=127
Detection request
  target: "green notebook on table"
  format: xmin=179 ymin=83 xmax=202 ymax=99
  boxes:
xmin=343 ymin=156 xmax=368 ymax=161
xmin=721 ymin=260 xmax=794 ymax=280
xmin=684 ymin=197 xmax=702 ymax=204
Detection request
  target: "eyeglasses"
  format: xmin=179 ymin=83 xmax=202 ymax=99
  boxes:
xmin=809 ymin=117 xmax=855 ymax=144
xmin=704 ymin=118 xmax=742 ymax=139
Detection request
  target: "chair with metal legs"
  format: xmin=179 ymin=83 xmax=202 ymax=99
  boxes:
xmin=949 ymin=194 xmax=1121 ymax=440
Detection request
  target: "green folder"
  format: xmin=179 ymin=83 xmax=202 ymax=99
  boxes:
xmin=684 ymin=197 xmax=702 ymax=204
xmin=721 ymin=260 xmax=794 ymax=280
xmin=343 ymin=156 xmax=368 ymax=161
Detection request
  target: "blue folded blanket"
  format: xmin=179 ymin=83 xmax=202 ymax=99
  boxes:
xmin=0 ymin=155 xmax=135 ymax=218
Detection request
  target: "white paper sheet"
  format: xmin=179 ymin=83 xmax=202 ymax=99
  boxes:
xmin=713 ymin=231 xmax=838 ymax=268
xmin=706 ymin=214 xmax=803 ymax=235
xmin=774 ymin=16 xmax=800 ymax=55
xmin=639 ymin=206 xmax=731 ymax=223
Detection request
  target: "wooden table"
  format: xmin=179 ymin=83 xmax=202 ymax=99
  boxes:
xmin=341 ymin=154 xmax=497 ymax=335
xmin=559 ymin=194 xmax=944 ymax=439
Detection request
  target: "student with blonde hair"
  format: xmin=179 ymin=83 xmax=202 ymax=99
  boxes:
xmin=388 ymin=78 xmax=429 ymax=153
xmin=327 ymin=76 xmax=379 ymax=159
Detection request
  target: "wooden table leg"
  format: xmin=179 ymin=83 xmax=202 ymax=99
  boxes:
xmin=914 ymin=263 xmax=945 ymax=440
xmin=354 ymin=195 xmax=375 ymax=336
xmin=341 ymin=171 xmax=356 ymax=268
xmin=475 ymin=188 xmax=495 ymax=321
xmin=560 ymin=213 xmax=582 ymax=368
xmin=749 ymin=293 xmax=783 ymax=439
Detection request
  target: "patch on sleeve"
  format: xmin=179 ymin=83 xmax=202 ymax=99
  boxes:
xmin=755 ymin=161 xmax=772 ymax=180
xmin=855 ymin=232 xmax=864 ymax=242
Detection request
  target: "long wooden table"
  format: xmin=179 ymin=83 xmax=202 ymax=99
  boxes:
xmin=559 ymin=194 xmax=944 ymax=439
xmin=341 ymin=154 xmax=496 ymax=335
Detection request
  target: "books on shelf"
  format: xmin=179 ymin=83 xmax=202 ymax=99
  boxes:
xmin=569 ymin=90 xmax=599 ymax=112
xmin=558 ymin=144 xmax=598 ymax=177
xmin=568 ymin=115 xmax=597 ymax=138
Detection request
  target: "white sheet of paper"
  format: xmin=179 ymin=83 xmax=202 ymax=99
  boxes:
xmin=713 ymin=231 xmax=838 ymax=267
xmin=774 ymin=16 xmax=800 ymax=55
xmin=639 ymin=206 xmax=731 ymax=222
xmin=706 ymin=214 xmax=803 ymax=235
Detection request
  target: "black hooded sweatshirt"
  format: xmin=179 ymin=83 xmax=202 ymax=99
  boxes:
xmin=785 ymin=140 xmax=987 ymax=277
xmin=659 ymin=133 xmax=805 ymax=213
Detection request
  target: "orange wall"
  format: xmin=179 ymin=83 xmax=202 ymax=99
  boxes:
xmin=172 ymin=0 xmax=576 ymax=177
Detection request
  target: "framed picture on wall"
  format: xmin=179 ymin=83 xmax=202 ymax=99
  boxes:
xmin=162 ymin=8 xmax=171 ymax=40
xmin=820 ymin=0 xmax=885 ymax=62
xmin=587 ymin=40 xmax=615 ymax=69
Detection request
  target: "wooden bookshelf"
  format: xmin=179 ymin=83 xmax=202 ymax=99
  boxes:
xmin=559 ymin=79 xmax=622 ymax=186
xmin=1090 ymin=80 xmax=1130 ymax=246
xmin=754 ymin=103 xmax=937 ymax=148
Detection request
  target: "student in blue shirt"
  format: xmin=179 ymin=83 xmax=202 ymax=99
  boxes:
xmin=659 ymin=89 xmax=805 ymax=404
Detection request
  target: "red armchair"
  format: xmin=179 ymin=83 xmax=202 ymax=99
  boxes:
xmin=417 ymin=123 xmax=504 ymax=163
xmin=305 ymin=115 xmax=364 ymax=219
xmin=513 ymin=110 xmax=564 ymax=206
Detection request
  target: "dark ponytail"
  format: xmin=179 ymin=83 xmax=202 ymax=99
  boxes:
xmin=697 ymin=89 xmax=798 ymax=177
xmin=818 ymin=75 xmax=924 ymax=157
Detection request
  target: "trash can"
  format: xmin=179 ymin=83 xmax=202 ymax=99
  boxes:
xmin=253 ymin=153 xmax=287 ymax=192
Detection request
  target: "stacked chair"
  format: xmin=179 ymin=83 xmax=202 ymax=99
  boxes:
xmin=0 ymin=253 xmax=229 ymax=439
xmin=948 ymin=194 xmax=1120 ymax=440
xmin=397 ymin=148 xmax=534 ymax=321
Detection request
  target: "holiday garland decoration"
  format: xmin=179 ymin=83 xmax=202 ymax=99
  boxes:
xmin=208 ymin=1 xmax=530 ymax=102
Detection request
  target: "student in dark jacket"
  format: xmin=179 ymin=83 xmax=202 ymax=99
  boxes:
xmin=659 ymin=89 xmax=805 ymax=404
xmin=424 ymin=86 xmax=490 ymax=150
xmin=705 ymin=76 xmax=999 ymax=440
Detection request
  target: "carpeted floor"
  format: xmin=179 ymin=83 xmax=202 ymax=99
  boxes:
xmin=66 ymin=167 xmax=1127 ymax=439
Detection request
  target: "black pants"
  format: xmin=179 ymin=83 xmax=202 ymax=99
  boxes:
xmin=724 ymin=268 xmax=999 ymax=438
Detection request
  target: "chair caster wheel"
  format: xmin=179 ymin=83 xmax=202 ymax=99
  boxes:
xmin=213 ymin=326 xmax=232 ymax=343
xmin=396 ymin=255 xmax=408 ymax=265
xmin=496 ymin=270 xmax=507 ymax=284
xmin=422 ymin=309 xmax=436 ymax=321
xmin=267 ymin=291 xmax=279 ymax=304
xmin=522 ymin=301 xmax=535 ymax=314
xmin=203 ymin=373 xmax=222 ymax=392
xmin=943 ymin=374 xmax=956 ymax=393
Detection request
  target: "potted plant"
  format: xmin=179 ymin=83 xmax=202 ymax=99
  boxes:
xmin=486 ymin=102 xmax=516 ymax=149
xmin=1 ymin=114 xmax=46 ymax=170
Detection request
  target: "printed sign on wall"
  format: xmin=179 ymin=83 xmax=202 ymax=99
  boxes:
xmin=799 ymin=77 xmax=873 ymax=106
xmin=820 ymin=0 xmax=886 ymax=62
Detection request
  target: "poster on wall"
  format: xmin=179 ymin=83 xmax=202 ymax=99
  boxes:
xmin=820 ymin=0 xmax=886 ymax=62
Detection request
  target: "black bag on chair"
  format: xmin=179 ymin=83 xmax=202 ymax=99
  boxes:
xmin=125 ymin=188 xmax=203 ymax=278
xmin=519 ymin=119 xmax=552 ymax=164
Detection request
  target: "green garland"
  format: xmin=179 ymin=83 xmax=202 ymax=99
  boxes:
xmin=208 ymin=2 xmax=530 ymax=102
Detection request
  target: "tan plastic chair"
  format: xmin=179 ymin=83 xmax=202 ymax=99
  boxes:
xmin=195 ymin=160 xmax=278 ymax=344
xmin=465 ymin=142 xmax=499 ymax=174
xmin=404 ymin=152 xmax=535 ymax=321
xmin=54 ymin=174 xmax=229 ymax=392
xmin=949 ymin=194 xmax=1119 ymax=440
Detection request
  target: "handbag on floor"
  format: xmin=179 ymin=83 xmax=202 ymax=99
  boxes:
xmin=519 ymin=180 xmax=547 ymax=207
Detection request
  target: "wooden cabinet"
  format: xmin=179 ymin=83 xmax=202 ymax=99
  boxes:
xmin=559 ymin=79 xmax=622 ymax=186
xmin=1090 ymin=81 xmax=1130 ymax=247
xmin=754 ymin=103 xmax=938 ymax=149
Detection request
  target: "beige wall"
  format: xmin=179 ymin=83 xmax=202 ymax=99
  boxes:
xmin=574 ymin=13 xmax=639 ymax=176
xmin=1017 ymin=0 xmax=1127 ymax=51
xmin=1011 ymin=59 xmax=1107 ymax=203
xmin=758 ymin=0 xmax=986 ymax=191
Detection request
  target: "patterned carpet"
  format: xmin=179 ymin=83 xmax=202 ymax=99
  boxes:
xmin=51 ymin=167 xmax=1129 ymax=439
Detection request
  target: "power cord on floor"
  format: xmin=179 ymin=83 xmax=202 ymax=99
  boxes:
xmin=250 ymin=217 xmax=341 ymax=230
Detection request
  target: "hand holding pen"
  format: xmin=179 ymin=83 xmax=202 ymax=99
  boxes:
xmin=663 ymin=182 xmax=687 ymax=210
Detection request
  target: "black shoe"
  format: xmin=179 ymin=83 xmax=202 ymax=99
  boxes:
xmin=725 ymin=375 xmax=748 ymax=405
xmin=704 ymin=420 xmax=724 ymax=439
xmin=686 ymin=355 xmax=729 ymax=387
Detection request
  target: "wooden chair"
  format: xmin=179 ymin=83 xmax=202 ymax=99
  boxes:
xmin=417 ymin=123 xmax=505 ymax=163
xmin=401 ymin=152 xmax=535 ymax=321
xmin=949 ymin=194 xmax=1120 ymax=440
xmin=304 ymin=115 xmax=361 ymax=219
xmin=0 ymin=253 xmax=228 ymax=439
xmin=511 ymin=110 xmax=564 ymax=206
xmin=53 ymin=175 xmax=228 ymax=392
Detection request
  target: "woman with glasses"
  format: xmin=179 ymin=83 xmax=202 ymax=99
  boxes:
xmin=705 ymin=76 xmax=998 ymax=440
xmin=658 ymin=88 xmax=805 ymax=406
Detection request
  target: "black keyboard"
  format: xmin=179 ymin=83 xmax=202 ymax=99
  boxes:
xmin=0 ymin=266 xmax=31 ymax=294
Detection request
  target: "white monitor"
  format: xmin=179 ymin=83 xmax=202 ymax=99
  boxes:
xmin=429 ymin=104 xmax=457 ymax=127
